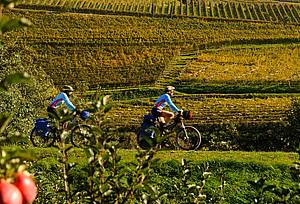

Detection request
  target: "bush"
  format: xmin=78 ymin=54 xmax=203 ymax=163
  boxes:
xmin=0 ymin=44 xmax=56 ymax=141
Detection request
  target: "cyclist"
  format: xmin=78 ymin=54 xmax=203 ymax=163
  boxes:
xmin=151 ymin=86 xmax=182 ymax=130
xmin=47 ymin=85 xmax=77 ymax=119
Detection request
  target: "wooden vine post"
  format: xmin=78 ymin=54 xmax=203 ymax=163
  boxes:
xmin=198 ymin=0 xmax=201 ymax=16
xmin=174 ymin=0 xmax=176 ymax=15
xmin=168 ymin=1 xmax=171 ymax=16
xmin=180 ymin=0 xmax=183 ymax=15
xmin=186 ymin=0 xmax=189 ymax=16
xmin=0 ymin=3 xmax=2 ymax=18
xmin=191 ymin=0 xmax=194 ymax=16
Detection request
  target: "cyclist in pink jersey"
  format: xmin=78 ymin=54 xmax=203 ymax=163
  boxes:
xmin=47 ymin=85 xmax=77 ymax=119
xmin=151 ymin=86 xmax=182 ymax=129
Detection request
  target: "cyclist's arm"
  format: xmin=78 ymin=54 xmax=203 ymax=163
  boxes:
xmin=165 ymin=94 xmax=180 ymax=112
xmin=61 ymin=93 xmax=76 ymax=112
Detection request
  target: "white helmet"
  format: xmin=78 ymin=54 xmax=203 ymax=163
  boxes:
xmin=165 ymin=86 xmax=175 ymax=93
xmin=62 ymin=85 xmax=74 ymax=96
xmin=62 ymin=85 xmax=74 ymax=94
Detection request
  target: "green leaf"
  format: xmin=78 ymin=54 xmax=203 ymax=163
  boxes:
xmin=0 ymin=16 xmax=31 ymax=34
xmin=0 ymin=112 xmax=13 ymax=134
xmin=1 ymin=0 xmax=19 ymax=7
xmin=0 ymin=72 xmax=31 ymax=91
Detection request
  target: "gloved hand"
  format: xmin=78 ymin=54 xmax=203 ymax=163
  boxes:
xmin=73 ymin=109 xmax=81 ymax=115
xmin=178 ymin=109 xmax=183 ymax=115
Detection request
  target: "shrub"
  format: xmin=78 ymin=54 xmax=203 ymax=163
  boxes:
xmin=0 ymin=44 xmax=56 ymax=141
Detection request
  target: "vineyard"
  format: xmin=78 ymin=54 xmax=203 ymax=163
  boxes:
xmin=16 ymin=0 xmax=300 ymax=24
xmin=2 ymin=1 xmax=300 ymax=203
xmin=4 ymin=9 xmax=300 ymax=89
xmin=1 ymin=0 xmax=300 ymax=151
xmin=109 ymin=94 xmax=291 ymax=127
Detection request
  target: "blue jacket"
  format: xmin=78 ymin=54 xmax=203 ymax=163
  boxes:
xmin=49 ymin=92 xmax=76 ymax=112
xmin=154 ymin=93 xmax=180 ymax=112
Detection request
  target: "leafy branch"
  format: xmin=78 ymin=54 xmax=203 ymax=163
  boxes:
xmin=0 ymin=0 xmax=31 ymax=36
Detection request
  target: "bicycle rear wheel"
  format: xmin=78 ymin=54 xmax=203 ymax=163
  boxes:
xmin=137 ymin=126 xmax=160 ymax=150
xmin=30 ymin=127 xmax=56 ymax=147
xmin=176 ymin=126 xmax=201 ymax=150
xmin=71 ymin=125 xmax=94 ymax=148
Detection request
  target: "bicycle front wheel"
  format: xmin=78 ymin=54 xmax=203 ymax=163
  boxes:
xmin=30 ymin=127 xmax=56 ymax=147
xmin=176 ymin=126 xmax=201 ymax=150
xmin=71 ymin=125 xmax=95 ymax=148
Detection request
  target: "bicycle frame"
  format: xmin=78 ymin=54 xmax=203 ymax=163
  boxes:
xmin=162 ymin=114 xmax=186 ymax=135
xmin=138 ymin=111 xmax=201 ymax=150
xmin=39 ymin=113 xmax=81 ymax=140
xmin=31 ymin=111 xmax=92 ymax=147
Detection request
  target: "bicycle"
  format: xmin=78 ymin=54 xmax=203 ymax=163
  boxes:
xmin=30 ymin=110 xmax=95 ymax=148
xmin=137 ymin=110 xmax=202 ymax=150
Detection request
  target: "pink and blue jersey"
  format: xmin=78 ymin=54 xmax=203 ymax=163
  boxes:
xmin=49 ymin=92 xmax=76 ymax=112
xmin=154 ymin=93 xmax=180 ymax=112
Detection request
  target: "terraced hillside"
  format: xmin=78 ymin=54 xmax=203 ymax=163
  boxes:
xmin=174 ymin=44 xmax=300 ymax=93
xmin=4 ymin=8 xmax=300 ymax=89
xmin=2 ymin=0 xmax=300 ymax=147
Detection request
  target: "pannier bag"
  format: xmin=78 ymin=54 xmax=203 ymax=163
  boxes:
xmin=138 ymin=114 xmax=158 ymax=149
xmin=143 ymin=114 xmax=156 ymax=124
xmin=35 ymin=118 xmax=50 ymax=137
xmin=141 ymin=114 xmax=157 ymax=133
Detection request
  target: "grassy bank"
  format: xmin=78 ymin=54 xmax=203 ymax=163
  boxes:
xmin=5 ymin=146 xmax=297 ymax=203
xmin=5 ymin=146 xmax=297 ymax=165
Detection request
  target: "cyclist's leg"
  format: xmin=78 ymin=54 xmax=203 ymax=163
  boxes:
xmin=160 ymin=110 xmax=175 ymax=124
xmin=151 ymin=107 xmax=166 ymax=132
xmin=158 ymin=117 xmax=166 ymax=132
xmin=158 ymin=111 xmax=175 ymax=134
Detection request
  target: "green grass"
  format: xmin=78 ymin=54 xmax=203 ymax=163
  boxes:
xmin=119 ymin=149 xmax=299 ymax=166
xmin=5 ymin=146 xmax=298 ymax=166
xmin=13 ymin=146 xmax=298 ymax=203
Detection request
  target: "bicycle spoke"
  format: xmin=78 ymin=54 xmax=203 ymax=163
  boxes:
xmin=71 ymin=125 xmax=94 ymax=148
xmin=176 ymin=126 xmax=201 ymax=150
xmin=30 ymin=127 xmax=55 ymax=147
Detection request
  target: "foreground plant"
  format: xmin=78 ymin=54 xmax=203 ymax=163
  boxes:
xmin=248 ymin=147 xmax=300 ymax=203
xmin=170 ymin=159 xmax=211 ymax=204
xmin=35 ymin=92 xmax=166 ymax=203
xmin=0 ymin=149 xmax=37 ymax=204
xmin=0 ymin=71 xmax=37 ymax=204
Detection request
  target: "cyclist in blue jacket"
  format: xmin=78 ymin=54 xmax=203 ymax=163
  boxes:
xmin=152 ymin=86 xmax=182 ymax=130
xmin=47 ymin=85 xmax=77 ymax=119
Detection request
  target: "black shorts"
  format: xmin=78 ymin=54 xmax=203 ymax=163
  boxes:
xmin=151 ymin=107 xmax=162 ymax=118
xmin=47 ymin=106 xmax=59 ymax=119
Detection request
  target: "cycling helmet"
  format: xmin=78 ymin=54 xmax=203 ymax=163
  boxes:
xmin=165 ymin=86 xmax=175 ymax=93
xmin=80 ymin=110 xmax=90 ymax=120
xmin=62 ymin=85 xmax=74 ymax=93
